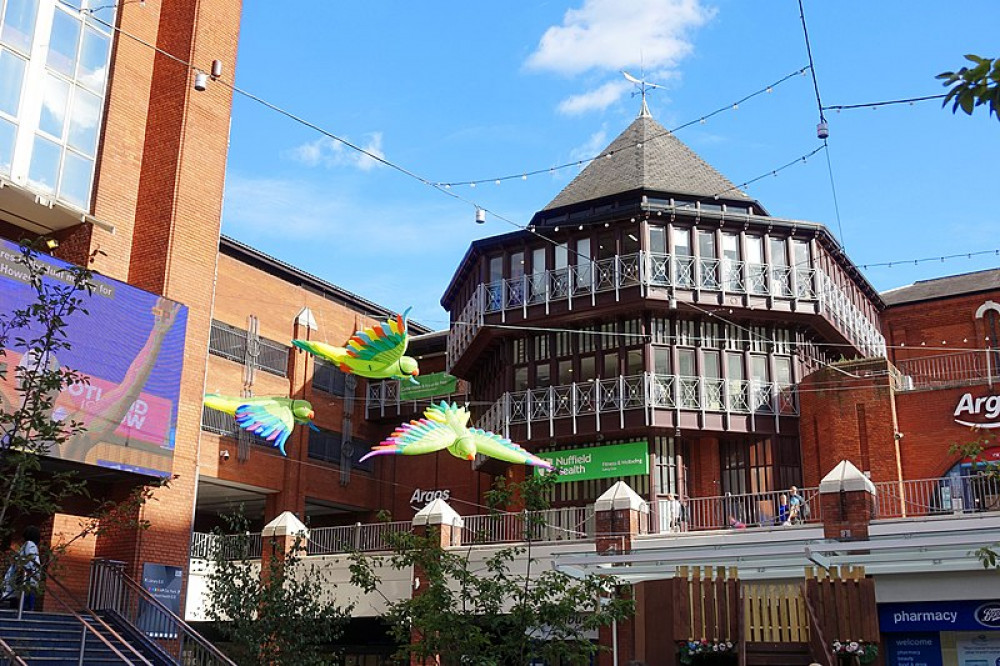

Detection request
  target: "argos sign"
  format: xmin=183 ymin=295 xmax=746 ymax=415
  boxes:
xmin=954 ymin=392 xmax=1000 ymax=428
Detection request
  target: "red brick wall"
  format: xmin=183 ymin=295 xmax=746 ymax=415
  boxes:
xmin=799 ymin=359 xmax=901 ymax=487
xmin=883 ymin=291 xmax=1000 ymax=365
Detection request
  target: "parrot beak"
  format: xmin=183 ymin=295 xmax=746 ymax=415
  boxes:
xmin=308 ymin=410 xmax=315 ymax=420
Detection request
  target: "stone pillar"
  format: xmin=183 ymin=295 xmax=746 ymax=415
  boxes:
xmin=260 ymin=511 xmax=309 ymax=582
xmin=409 ymin=499 xmax=464 ymax=666
xmin=819 ymin=460 xmax=877 ymax=541
xmin=594 ymin=481 xmax=648 ymax=666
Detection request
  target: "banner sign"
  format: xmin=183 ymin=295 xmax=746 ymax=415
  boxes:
xmin=538 ymin=441 xmax=649 ymax=483
xmin=138 ymin=563 xmax=183 ymax=639
xmin=400 ymin=372 xmax=459 ymax=401
xmin=0 ymin=239 xmax=187 ymax=476
xmin=880 ymin=600 xmax=1000 ymax=632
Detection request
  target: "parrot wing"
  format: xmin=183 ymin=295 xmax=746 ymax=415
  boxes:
xmin=358 ymin=416 xmax=455 ymax=463
xmin=203 ymin=393 xmax=245 ymax=416
xmin=233 ymin=400 xmax=296 ymax=456
xmin=291 ymin=339 xmax=346 ymax=363
xmin=468 ymin=429 xmax=554 ymax=470
xmin=344 ymin=309 xmax=410 ymax=367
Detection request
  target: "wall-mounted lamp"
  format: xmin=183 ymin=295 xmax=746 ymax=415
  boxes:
xmin=211 ymin=59 xmax=223 ymax=80
xmin=45 ymin=238 xmax=59 ymax=250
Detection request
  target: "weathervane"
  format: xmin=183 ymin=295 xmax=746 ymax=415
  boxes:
xmin=622 ymin=70 xmax=664 ymax=117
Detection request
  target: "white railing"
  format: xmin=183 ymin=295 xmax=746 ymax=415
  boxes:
xmin=446 ymin=251 xmax=885 ymax=369
xmin=190 ymin=532 xmax=263 ymax=560
xmin=463 ymin=507 xmax=594 ymax=544
xmin=483 ymin=373 xmax=797 ymax=438
xmin=652 ymin=487 xmax=822 ymax=533
xmin=306 ymin=521 xmax=413 ymax=555
xmin=874 ymin=474 xmax=1000 ymax=519
xmin=895 ymin=350 xmax=998 ymax=391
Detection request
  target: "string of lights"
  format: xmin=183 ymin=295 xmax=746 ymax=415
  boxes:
xmin=435 ymin=66 xmax=810 ymax=188
xmin=860 ymin=247 xmax=1000 ymax=270
xmin=823 ymin=94 xmax=947 ymax=111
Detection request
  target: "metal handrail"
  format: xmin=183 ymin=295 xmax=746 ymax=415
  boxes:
xmin=89 ymin=559 xmax=236 ymax=666
xmin=0 ymin=637 xmax=28 ymax=666
xmin=43 ymin=570 xmax=152 ymax=665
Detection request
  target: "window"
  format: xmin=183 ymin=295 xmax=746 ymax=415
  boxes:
xmin=1 ymin=0 xmax=114 ymax=208
xmin=313 ymin=358 xmax=346 ymax=395
xmin=649 ymin=226 xmax=667 ymax=255
xmin=208 ymin=320 xmax=289 ymax=377
xmin=673 ymin=227 xmax=693 ymax=287
xmin=745 ymin=235 xmax=767 ymax=295
xmin=575 ymin=237 xmax=592 ymax=292
xmin=653 ymin=347 xmax=670 ymax=374
xmin=722 ymin=233 xmax=741 ymax=291
xmin=308 ymin=426 xmax=342 ymax=463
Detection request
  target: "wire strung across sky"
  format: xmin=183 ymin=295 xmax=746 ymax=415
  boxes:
xmin=823 ymin=94 xmax=947 ymax=111
xmin=436 ymin=66 xmax=811 ymax=188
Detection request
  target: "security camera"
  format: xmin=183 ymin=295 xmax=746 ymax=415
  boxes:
xmin=220 ymin=450 xmax=230 ymax=460
xmin=893 ymin=432 xmax=904 ymax=440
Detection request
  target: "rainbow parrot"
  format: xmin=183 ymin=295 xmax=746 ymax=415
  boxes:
xmin=203 ymin=394 xmax=316 ymax=456
xmin=292 ymin=309 xmax=420 ymax=384
xmin=359 ymin=401 xmax=554 ymax=470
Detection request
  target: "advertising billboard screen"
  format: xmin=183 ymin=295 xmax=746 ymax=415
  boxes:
xmin=0 ymin=240 xmax=187 ymax=477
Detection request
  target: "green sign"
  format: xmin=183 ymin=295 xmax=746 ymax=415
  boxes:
xmin=537 ymin=441 xmax=649 ymax=483
xmin=400 ymin=372 xmax=459 ymax=401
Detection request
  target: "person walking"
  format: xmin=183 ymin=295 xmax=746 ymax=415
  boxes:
xmin=2 ymin=526 xmax=41 ymax=611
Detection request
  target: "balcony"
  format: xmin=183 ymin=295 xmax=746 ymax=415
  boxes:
xmin=894 ymin=349 xmax=999 ymax=391
xmin=366 ymin=377 xmax=471 ymax=419
xmin=475 ymin=372 xmax=798 ymax=439
xmin=447 ymin=251 xmax=885 ymax=371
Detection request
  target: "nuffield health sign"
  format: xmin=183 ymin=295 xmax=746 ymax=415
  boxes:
xmin=538 ymin=441 xmax=649 ymax=483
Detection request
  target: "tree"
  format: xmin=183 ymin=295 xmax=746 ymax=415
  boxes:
xmin=938 ymin=55 xmax=1000 ymax=121
xmin=349 ymin=474 xmax=635 ymax=665
xmin=203 ymin=513 xmax=352 ymax=665
xmin=0 ymin=240 xmax=164 ymax=600
xmin=949 ymin=433 xmax=1000 ymax=568
xmin=0 ymin=240 xmax=92 ymax=539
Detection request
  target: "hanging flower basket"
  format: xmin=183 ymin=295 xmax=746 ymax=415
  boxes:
xmin=678 ymin=639 xmax=737 ymax=664
xmin=831 ymin=640 xmax=878 ymax=665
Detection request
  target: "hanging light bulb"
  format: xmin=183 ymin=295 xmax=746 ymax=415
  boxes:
xmin=495 ymin=179 xmax=501 ymax=186
xmin=766 ymin=86 xmax=773 ymax=93
xmin=475 ymin=208 xmax=486 ymax=225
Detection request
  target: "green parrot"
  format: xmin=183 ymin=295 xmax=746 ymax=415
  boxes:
xmin=292 ymin=308 xmax=420 ymax=384
xmin=203 ymin=393 xmax=315 ymax=456
xmin=360 ymin=401 xmax=554 ymax=470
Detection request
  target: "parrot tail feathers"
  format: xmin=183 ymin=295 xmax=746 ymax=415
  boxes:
xmin=358 ymin=444 xmax=401 ymax=464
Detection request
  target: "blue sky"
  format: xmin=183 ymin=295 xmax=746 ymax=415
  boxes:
xmin=221 ymin=1 xmax=1000 ymax=330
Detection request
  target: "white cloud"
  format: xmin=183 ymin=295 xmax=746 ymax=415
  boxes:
xmin=286 ymin=132 xmax=385 ymax=171
xmin=558 ymin=81 xmax=631 ymax=115
xmin=527 ymin=0 xmax=715 ymax=113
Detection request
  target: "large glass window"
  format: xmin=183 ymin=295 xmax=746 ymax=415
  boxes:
xmin=745 ymin=235 xmax=767 ymax=295
xmin=673 ymin=227 xmax=693 ymax=287
xmin=649 ymin=225 xmax=667 ymax=255
xmin=0 ymin=0 xmax=114 ymax=210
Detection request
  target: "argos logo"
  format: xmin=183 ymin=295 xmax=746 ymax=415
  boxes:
xmin=410 ymin=488 xmax=451 ymax=511
xmin=975 ymin=602 xmax=1000 ymax=628
xmin=954 ymin=393 xmax=1000 ymax=428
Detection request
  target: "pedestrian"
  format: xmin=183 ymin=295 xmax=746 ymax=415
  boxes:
xmin=2 ymin=526 xmax=41 ymax=611
xmin=778 ymin=493 xmax=790 ymax=525
xmin=665 ymin=493 xmax=682 ymax=533
xmin=789 ymin=486 xmax=803 ymax=524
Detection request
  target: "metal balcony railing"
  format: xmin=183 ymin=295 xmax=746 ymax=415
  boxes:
xmin=894 ymin=349 xmax=999 ymax=391
xmin=306 ymin=521 xmax=414 ymax=555
xmin=874 ymin=474 xmax=1000 ymax=518
xmin=446 ymin=251 xmax=884 ymax=370
xmin=462 ymin=507 xmax=595 ymax=544
xmin=477 ymin=373 xmax=798 ymax=439
xmin=651 ymin=487 xmax=822 ymax=533
xmin=190 ymin=532 xmax=263 ymax=560
xmin=366 ymin=378 xmax=471 ymax=417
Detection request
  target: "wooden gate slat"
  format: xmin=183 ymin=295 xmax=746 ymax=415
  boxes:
xmin=727 ymin=568 xmax=739 ymax=640
xmin=705 ymin=570 xmax=717 ymax=639
xmin=675 ymin=567 xmax=691 ymax=640
xmin=692 ymin=566 xmax=704 ymax=639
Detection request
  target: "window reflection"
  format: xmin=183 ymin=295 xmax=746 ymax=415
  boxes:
xmin=0 ymin=49 xmax=26 ymax=116
xmin=1 ymin=0 xmax=39 ymax=54
xmin=27 ymin=133 xmax=60 ymax=193
xmin=77 ymin=25 xmax=109 ymax=90
xmin=0 ymin=117 xmax=14 ymax=175
xmin=68 ymin=85 xmax=99 ymax=154
xmin=46 ymin=8 xmax=81 ymax=77
xmin=39 ymin=73 xmax=70 ymax=137
xmin=59 ymin=149 xmax=92 ymax=208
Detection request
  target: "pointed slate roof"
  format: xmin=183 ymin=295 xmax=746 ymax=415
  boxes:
xmin=543 ymin=112 xmax=754 ymax=211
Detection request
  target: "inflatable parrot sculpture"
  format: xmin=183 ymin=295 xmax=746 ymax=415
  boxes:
xmin=203 ymin=394 xmax=315 ymax=456
xmin=359 ymin=401 xmax=554 ymax=471
xmin=292 ymin=309 xmax=420 ymax=384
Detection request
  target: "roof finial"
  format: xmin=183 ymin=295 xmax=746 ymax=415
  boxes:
xmin=622 ymin=70 xmax=661 ymax=118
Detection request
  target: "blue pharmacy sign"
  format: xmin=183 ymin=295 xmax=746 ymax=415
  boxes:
xmin=880 ymin=600 xmax=1000 ymax=633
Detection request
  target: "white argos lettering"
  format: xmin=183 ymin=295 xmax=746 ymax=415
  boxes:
xmin=409 ymin=489 xmax=451 ymax=507
xmin=954 ymin=392 xmax=1000 ymax=427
